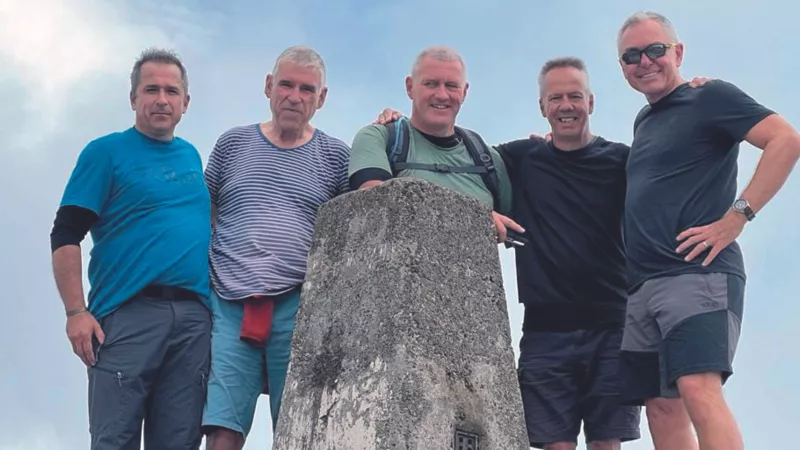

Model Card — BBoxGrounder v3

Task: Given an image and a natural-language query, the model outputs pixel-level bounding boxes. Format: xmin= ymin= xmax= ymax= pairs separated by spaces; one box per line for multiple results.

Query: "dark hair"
xmin=130 ymin=47 xmax=189 ymax=97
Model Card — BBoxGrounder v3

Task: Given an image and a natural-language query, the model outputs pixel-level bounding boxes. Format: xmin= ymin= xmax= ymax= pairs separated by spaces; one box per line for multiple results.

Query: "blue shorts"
xmin=201 ymin=288 xmax=300 ymax=436
xmin=518 ymin=328 xmax=642 ymax=448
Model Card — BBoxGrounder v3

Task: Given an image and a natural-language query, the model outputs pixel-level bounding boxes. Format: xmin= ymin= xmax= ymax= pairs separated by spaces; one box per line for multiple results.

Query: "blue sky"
xmin=1 ymin=0 xmax=797 ymax=449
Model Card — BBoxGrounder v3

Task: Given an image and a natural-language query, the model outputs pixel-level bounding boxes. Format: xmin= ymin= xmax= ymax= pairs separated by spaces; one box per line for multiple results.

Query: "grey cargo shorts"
xmin=619 ymin=272 xmax=745 ymax=405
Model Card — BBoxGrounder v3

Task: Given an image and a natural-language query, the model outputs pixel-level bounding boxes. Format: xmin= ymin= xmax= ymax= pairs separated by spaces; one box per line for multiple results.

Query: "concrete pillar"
xmin=273 ymin=178 xmax=528 ymax=450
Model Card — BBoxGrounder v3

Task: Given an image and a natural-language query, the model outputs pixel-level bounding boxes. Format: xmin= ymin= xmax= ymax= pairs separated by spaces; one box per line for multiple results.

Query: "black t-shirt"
xmin=498 ymin=136 xmax=629 ymax=332
xmin=625 ymin=81 xmax=775 ymax=292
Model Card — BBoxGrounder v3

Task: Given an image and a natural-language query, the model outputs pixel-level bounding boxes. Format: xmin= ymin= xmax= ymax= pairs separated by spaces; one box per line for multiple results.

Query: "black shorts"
xmin=517 ymin=328 xmax=642 ymax=448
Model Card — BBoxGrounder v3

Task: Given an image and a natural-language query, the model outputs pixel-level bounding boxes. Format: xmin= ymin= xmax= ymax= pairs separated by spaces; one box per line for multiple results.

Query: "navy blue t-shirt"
xmin=625 ymin=81 xmax=775 ymax=292
xmin=497 ymin=137 xmax=629 ymax=332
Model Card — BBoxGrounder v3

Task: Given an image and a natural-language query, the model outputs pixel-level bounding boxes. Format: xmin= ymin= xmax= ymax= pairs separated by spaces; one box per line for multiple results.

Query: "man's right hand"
xmin=373 ymin=108 xmax=404 ymax=125
xmin=67 ymin=311 xmax=105 ymax=367
xmin=529 ymin=132 xmax=553 ymax=142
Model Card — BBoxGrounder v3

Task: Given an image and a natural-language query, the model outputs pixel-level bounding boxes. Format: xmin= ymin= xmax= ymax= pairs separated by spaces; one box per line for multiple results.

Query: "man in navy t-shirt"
xmin=617 ymin=11 xmax=800 ymax=450
xmin=50 ymin=48 xmax=212 ymax=450
xmin=497 ymin=57 xmax=642 ymax=450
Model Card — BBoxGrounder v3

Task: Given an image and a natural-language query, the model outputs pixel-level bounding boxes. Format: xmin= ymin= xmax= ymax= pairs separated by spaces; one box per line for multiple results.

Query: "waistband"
xmin=138 ymin=285 xmax=199 ymax=301
xmin=523 ymin=302 xmax=625 ymax=332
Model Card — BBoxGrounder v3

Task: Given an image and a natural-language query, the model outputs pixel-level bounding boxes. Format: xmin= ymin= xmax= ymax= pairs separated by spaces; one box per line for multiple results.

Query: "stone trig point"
xmin=274 ymin=178 xmax=529 ymax=450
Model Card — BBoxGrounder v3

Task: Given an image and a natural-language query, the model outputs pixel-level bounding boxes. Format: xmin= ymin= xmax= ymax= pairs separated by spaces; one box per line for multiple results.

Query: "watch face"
xmin=734 ymin=199 xmax=747 ymax=211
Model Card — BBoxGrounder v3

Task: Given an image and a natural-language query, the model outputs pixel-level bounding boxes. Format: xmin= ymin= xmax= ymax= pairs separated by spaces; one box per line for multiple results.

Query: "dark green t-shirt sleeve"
xmin=348 ymin=124 xmax=393 ymax=190
xmin=489 ymin=146 xmax=514 ymax=216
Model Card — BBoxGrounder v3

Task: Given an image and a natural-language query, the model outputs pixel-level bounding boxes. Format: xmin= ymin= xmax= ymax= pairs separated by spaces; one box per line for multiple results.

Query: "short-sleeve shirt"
xmin=498 ymin=137 xmax=630 ymax=331
xmin=205 ymin=124 xmax=350 ymax=300
xmin=60 ymin=127 xmax=212 ymax=319
xmin=625 ymin=81 xmax=775 ymax=292
xmin=348 ymin=123 xmax=513 ymax=215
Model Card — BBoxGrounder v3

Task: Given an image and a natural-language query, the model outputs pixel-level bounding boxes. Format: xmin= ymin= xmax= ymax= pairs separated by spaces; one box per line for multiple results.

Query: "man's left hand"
xmin=676 ymin=209 xmax=747 ymax=266
xmin=492 ymin=211 xmax=524 ymax=244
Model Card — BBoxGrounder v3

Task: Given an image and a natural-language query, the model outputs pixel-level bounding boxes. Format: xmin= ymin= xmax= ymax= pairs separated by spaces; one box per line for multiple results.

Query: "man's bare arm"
xmin=52 ymin=245 xmax=87 ymax=314
xmin=738 ymin=114 xmax=800 ymax=214
xmin=50 ymin=205 xmax=105 ymax=366
xmin=677 ymin=114 xmax=800 ymax=266
xmin=358 ymin=180 xmax=384 ymax=190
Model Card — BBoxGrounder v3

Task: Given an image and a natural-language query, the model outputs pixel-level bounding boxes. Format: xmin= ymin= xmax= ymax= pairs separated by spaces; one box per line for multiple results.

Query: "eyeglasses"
xmin=619 ymin=42 xmax=678 ymax=65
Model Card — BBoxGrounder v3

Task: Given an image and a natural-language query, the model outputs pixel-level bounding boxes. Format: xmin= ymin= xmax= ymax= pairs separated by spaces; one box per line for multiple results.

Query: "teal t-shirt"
xmin=60 ymin=127 xmax=212 ymax=319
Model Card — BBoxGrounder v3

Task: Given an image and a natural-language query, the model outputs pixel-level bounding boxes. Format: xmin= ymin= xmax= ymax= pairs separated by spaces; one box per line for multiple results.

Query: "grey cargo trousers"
xmin=88 ymin=289 xmax=211 ymax=450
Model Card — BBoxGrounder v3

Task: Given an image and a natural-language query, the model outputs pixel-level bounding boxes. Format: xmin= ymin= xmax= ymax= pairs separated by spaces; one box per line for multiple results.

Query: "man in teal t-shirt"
xmin=50 ymin=48 xmax=211 ymax=450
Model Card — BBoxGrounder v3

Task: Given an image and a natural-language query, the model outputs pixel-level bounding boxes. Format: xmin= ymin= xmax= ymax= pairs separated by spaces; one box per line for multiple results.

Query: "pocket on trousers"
xmin=194 ymin=368 xmax=208 ymax=422
xmin=88 ymin=366 xmax=130 ymax=437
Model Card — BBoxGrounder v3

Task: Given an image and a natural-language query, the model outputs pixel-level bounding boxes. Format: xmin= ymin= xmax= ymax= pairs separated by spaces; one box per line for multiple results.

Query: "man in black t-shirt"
xmin=497 ymin=58 xmax=642 ymax=450
xmin=368 ymin=57 xmax=712 ymax=450
xmin=616 ymin=11 xmax=800 ymax=450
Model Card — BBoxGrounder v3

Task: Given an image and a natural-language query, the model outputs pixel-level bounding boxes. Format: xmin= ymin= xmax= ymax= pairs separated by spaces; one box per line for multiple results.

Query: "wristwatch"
xmin=732 ymin=198 xmax=756 ymax=221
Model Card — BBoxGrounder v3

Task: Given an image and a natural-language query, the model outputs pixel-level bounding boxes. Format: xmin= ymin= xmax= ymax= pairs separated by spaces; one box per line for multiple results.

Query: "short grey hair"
xmin=617 ymin=11 xmax=680 ymax=48
xmin=411 ymin=45 xmax=467 ymax=80
xmin=130 ymin=47 xmax=189 ymax=97
xmin=537 ymin=56 xmax=591 ymax=96
xmin=271 ymin=45 xmax=327 ymax=88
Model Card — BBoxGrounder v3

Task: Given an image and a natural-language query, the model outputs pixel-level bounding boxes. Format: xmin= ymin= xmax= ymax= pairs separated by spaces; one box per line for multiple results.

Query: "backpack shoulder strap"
xmin=385 ymin=117 xmax=411 ymax=176
xmin=455 ymin=126 xmax=502 ymax=212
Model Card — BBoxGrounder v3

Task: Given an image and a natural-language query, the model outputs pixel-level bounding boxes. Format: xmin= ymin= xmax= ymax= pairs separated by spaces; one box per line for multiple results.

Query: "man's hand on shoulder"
xmin=529 ymin=132 xmax=553 ymax=142
xmin=374 ymin=108 xmax=404 ymax=125
xmin=688 ymin=76 xmax=715 ymax=88
xmin=492 ymin=211 xmax=525 ymax=244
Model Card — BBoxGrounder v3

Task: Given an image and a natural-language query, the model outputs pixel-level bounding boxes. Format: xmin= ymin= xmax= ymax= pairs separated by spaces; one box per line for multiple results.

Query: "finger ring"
xmin=703 ymin=241 xmax=709 ymax=248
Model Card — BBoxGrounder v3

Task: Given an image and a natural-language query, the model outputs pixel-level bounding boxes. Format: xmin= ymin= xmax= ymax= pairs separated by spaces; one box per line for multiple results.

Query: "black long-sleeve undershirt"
xmin=50 ymin=205 xmax=98 ymax=252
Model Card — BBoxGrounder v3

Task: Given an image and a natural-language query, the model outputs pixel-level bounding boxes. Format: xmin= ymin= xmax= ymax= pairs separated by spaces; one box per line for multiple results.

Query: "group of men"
xmin=50 ymin=9 xmax=799 ymax=450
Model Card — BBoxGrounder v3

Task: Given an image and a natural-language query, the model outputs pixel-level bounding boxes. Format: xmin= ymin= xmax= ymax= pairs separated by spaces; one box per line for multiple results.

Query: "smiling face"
xmin=130 ymin=61 xmax=189 ymax=140
xmin=618 ymin=18 xmax=684 ymax=103
xmin=539 ymin=66 xmax=594 ymax=142
xmin=406 ymin=55 xmax=468 ymax=136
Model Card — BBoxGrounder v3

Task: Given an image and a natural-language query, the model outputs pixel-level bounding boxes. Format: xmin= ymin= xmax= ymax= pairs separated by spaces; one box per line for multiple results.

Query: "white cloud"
xmin=0 ymin=422 xmax=68 ymax=450
xmin=0 ymin=0 xmax=217 ymax=156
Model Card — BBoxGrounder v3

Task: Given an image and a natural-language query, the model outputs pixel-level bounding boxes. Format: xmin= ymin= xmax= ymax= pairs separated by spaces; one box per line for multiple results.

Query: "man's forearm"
xmin=359 ymin=180 xmax=384 ymax=190
xmin=740 ymin=133 xmax=800 ymax=214
xmin=52 ymin=245 xmax=87 ymax=314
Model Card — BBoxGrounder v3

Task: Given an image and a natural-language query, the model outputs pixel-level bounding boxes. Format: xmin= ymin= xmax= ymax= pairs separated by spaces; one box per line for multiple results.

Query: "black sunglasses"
xmin=620 ymin=42 xmax=678 ymax=65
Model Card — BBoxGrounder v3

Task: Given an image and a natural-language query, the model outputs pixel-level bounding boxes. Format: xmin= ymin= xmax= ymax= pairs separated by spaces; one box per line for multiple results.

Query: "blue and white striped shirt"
xmin=205 ymin=123 xmax=350 ymax=300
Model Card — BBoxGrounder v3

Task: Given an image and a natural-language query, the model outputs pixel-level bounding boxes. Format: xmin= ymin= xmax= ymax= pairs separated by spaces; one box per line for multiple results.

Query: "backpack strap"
xmin=455 ymin=126 xmax=502 ymax=212
xmin=385 ymin=120 xmax=502 ymax=212
xmin=385 ymin=117 xmax=411 ymax=176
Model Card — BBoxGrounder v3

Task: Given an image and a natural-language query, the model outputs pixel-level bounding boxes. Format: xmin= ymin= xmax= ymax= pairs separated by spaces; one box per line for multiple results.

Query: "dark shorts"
xmin=619 ymin=272 xmax=745 ymax=405
xmin=517 ymin=328 xmax=642 ymax=448
xmin=88 ymin=288 xmax=211 ymax=450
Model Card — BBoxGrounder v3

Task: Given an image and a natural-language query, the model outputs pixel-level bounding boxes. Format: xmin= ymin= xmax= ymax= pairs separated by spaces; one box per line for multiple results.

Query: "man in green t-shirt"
xmin=348 ymin=45 xmax=522 ymax=242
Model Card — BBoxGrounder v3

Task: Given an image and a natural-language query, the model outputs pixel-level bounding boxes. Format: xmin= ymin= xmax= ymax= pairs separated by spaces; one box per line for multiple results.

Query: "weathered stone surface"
xmin=273 ymin=178 xmax=528 ymax=450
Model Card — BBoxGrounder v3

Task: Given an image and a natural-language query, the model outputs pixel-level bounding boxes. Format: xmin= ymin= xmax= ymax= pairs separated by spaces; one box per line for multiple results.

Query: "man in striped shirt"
xmin=201 ymin=46 xmax=350 ymax=450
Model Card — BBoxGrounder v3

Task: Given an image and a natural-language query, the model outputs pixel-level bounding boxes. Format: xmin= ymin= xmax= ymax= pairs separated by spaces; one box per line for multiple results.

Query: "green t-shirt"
xmin=348 ymin=123 xmax=513 ymax=214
